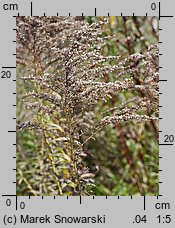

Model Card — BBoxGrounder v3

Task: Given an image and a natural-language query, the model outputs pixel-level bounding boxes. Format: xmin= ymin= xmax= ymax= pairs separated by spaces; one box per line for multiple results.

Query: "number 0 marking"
xmin=151 ymin=3 xmax=156 ymax=10
xmin=6 ymin=199 xmax=11 ymax=206
xmin=20 ymin=201 xmax=25 ymax=209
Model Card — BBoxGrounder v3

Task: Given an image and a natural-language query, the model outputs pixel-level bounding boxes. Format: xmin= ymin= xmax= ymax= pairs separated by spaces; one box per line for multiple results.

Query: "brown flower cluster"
xmin=16 ymin=16 xmax=158 ymax=195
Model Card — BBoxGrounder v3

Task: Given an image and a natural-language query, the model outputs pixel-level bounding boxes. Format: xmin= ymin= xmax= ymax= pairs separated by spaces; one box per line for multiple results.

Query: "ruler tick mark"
xmin=159 ymin=143 xmax=173 ymax=146
xmin=16 ymin=195 xmax=18 ymax=210
xmin=144 ymin=196 xmax=146 ymax=210
xmin=31 ymin=2 xmax=33 ymax=16
xmin=2 ymin=67 xmax=16 ymax=69
xmin=2 ymin=195 xmax=16 ymax=197
xmin=159 ymin=2 xmax=161 ymax=20
xmin=160 ymin=16 xmax=173 ymax=18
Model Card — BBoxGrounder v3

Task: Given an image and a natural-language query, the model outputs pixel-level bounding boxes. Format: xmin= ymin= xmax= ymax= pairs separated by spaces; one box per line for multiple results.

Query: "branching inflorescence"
xmin=16 ymin=16 xmax=159 ymax=195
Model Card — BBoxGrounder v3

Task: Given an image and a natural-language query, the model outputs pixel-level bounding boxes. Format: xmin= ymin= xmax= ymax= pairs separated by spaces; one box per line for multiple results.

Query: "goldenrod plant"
xmin=16 ymin=16 xmax=159 ymax=196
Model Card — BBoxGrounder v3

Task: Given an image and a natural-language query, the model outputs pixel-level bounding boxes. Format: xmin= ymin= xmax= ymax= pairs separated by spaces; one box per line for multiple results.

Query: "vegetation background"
xmin=16 ymin=16 xmax=159 ymax=196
